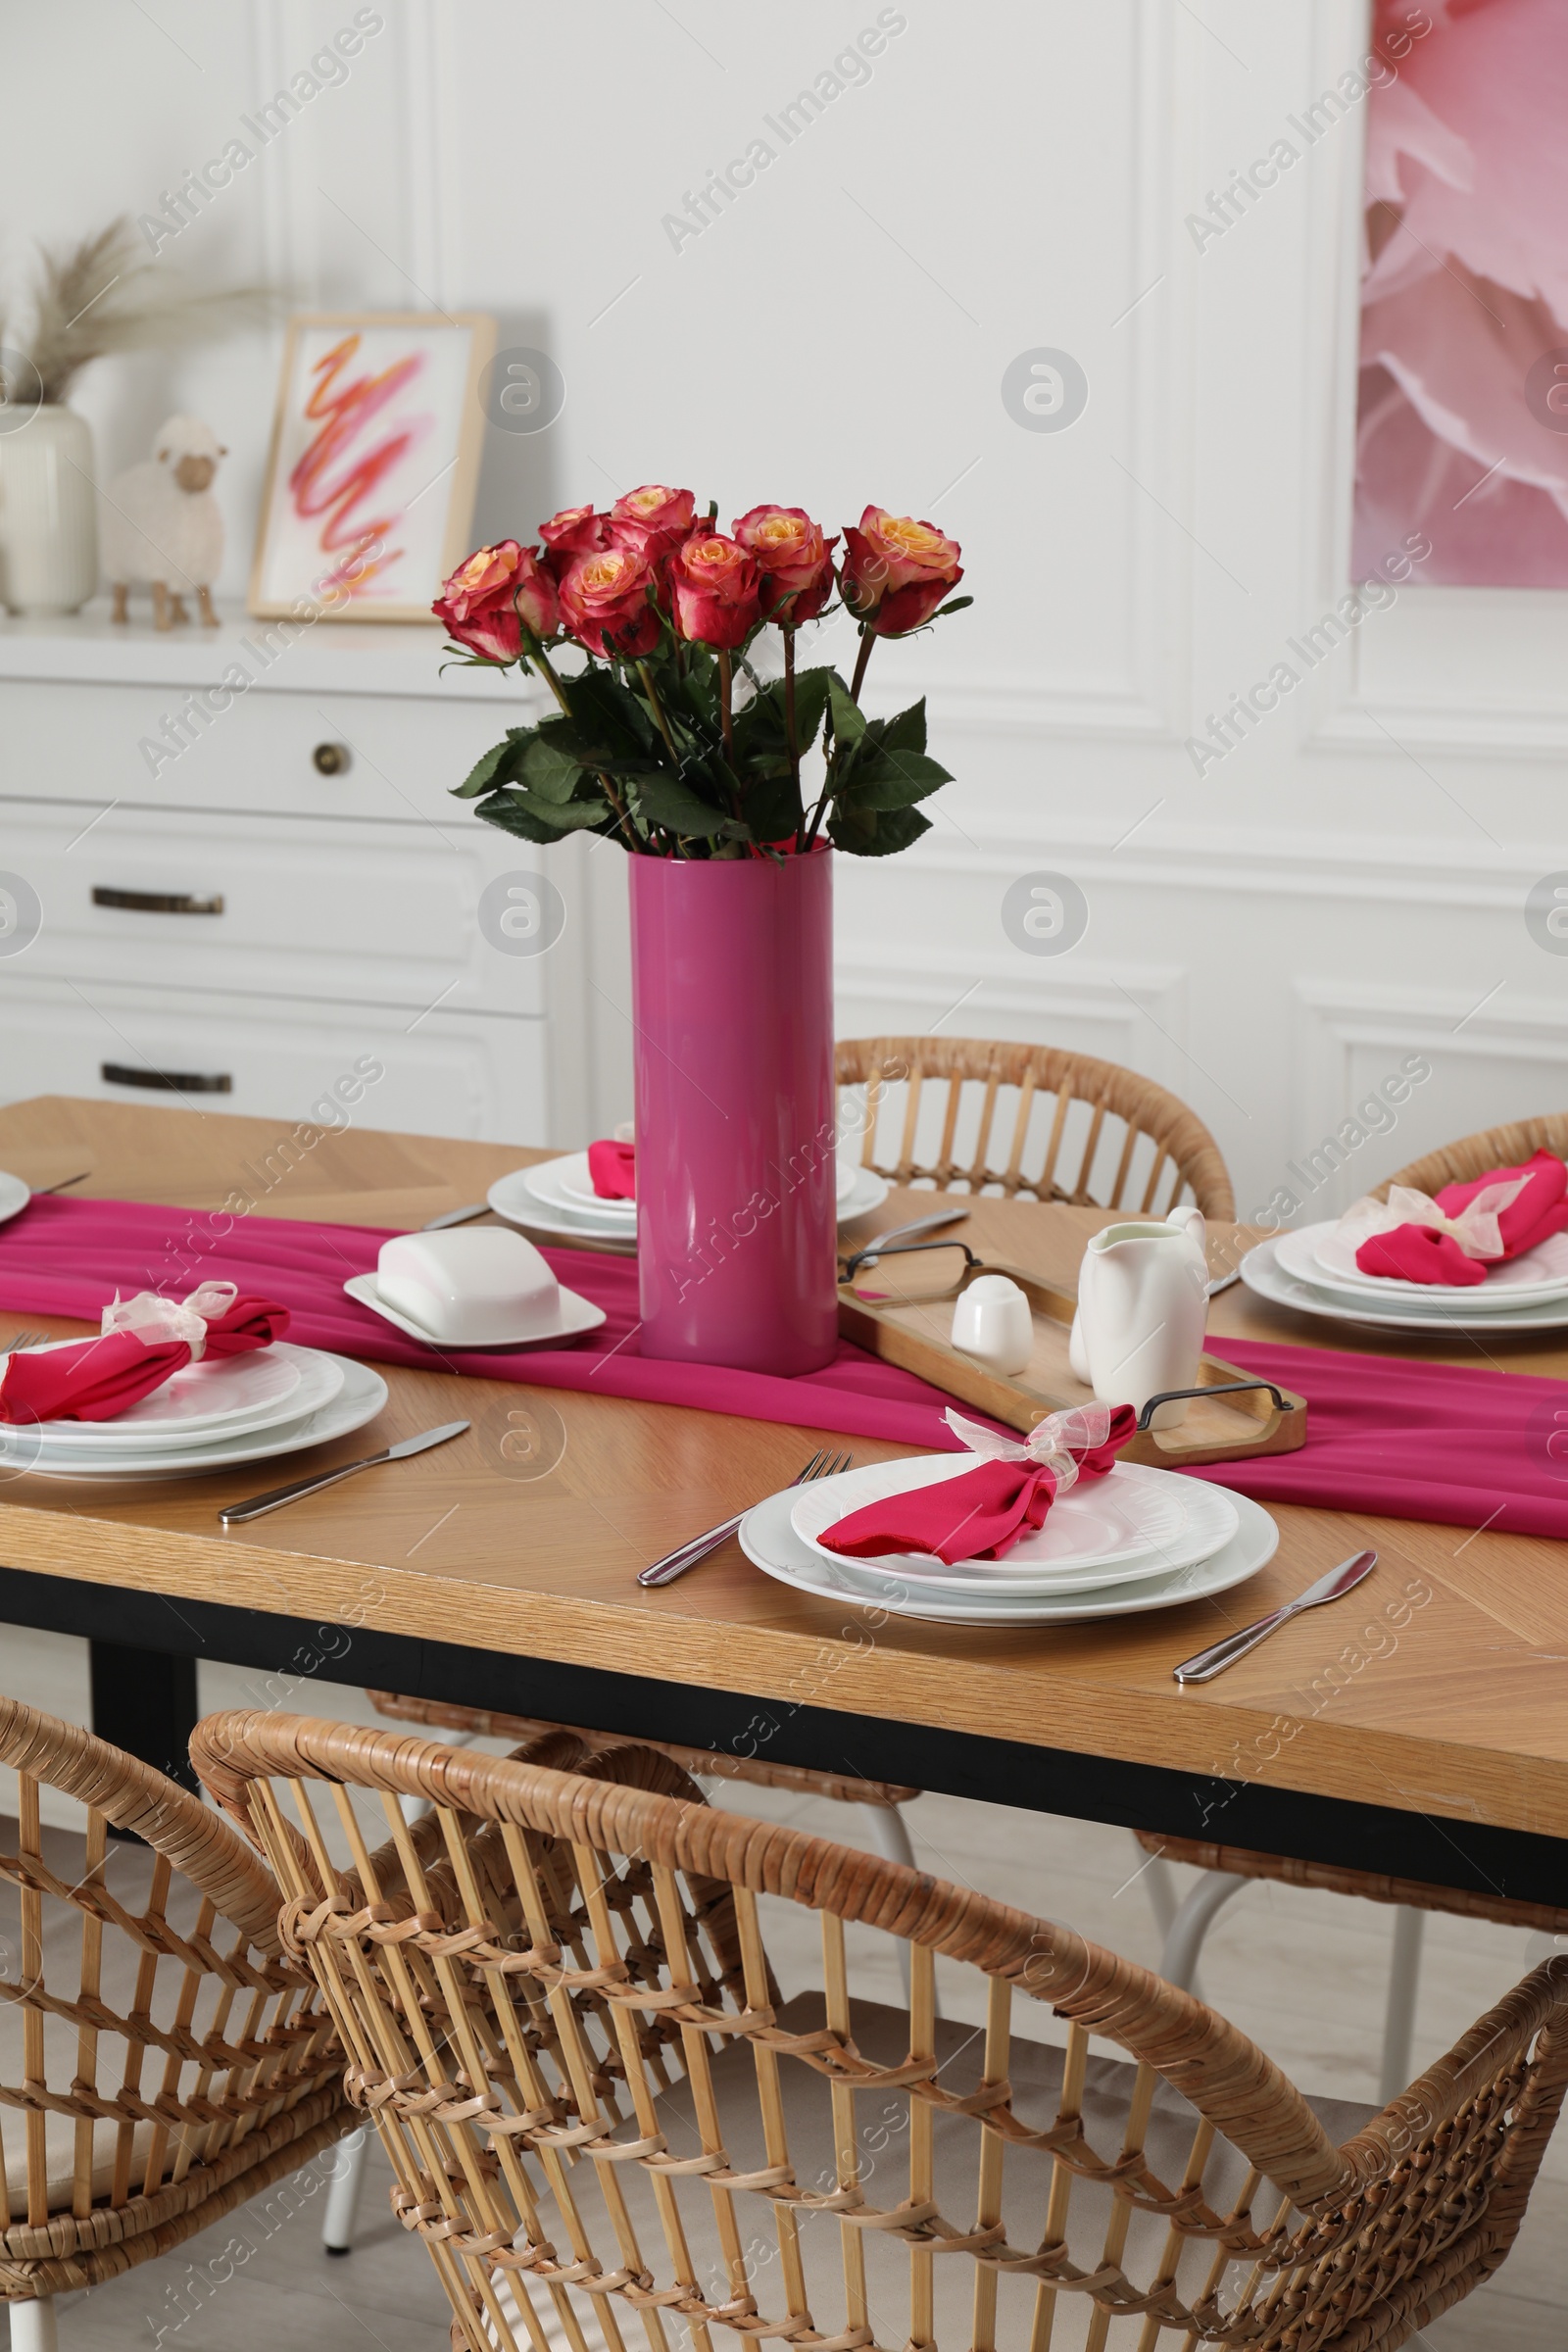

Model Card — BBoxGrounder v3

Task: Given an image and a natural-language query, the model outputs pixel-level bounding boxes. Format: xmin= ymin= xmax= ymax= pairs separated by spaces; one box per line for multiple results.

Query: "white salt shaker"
xmin=951 ymin=1275 xmax=1033 ymax=1376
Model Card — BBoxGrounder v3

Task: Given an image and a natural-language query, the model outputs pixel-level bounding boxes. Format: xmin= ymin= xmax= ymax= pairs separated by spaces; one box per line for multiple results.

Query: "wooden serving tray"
xmin=838 ymin=1257 xmax=1306 ymax=1468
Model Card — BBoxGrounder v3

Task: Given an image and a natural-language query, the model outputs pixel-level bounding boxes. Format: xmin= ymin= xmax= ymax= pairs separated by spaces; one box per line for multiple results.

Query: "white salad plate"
xmin=740 ymin=1482 xmax=1276 ymax=1626
xmin=0 ymin=1342 xmax=340 ymax=1451
xmin=342 ymin=1271 xmax=607 ymax=1349
xmin=1284 ymin=1219 xmax=1568 ymax=1307
xmin=0 ymin=1173 xmax=30 ymax=1228
xmin=1241 ymin=1236 xmax=1568 ymax=1333
xmin=0 ymin=1352 xmax=387 ymax=1482
xmin=789 ymin=1456 xmax=1238 ymax=1591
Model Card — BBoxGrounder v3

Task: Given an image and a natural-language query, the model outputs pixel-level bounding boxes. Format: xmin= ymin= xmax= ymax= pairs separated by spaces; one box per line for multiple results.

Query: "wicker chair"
xmin=196 ymin=1710 xmax=1568 ymax=2352
xmin=836 ymin=1038 xmax=1236 ymax=1218
xmin=1375 ymin=1112 xmax=1568 ymax=1200
xmin=0 ymin=1695 xmax=353 ymax=2352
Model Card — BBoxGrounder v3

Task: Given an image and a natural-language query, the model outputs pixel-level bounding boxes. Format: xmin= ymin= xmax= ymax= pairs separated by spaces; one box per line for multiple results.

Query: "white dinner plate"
xmin=342 ymin=1271 xmax=607 ymax=1349
xmin=1241 ymin=1235 xmax=1568 ymax=1333
xmin=740 ymin=1482 xmax=1275 ymax=1626
xmin=790 ymin=1455 xmax=1237 ymax=1588
xmin=488 ymin=1161 xmax=889 ymax=1243
xmin=0 ymin=1352 xmax=388 ymax=1482
xmin=487 ymin=1172 xmax=638 ymax=1253
xmin=0 ymin=1173 xmax=29 ymax=1228
xmin=1286 ymin=1219 xmax=1568 ymax=1307
xmin=1 ymin=1342 xmax=336 ymax=1450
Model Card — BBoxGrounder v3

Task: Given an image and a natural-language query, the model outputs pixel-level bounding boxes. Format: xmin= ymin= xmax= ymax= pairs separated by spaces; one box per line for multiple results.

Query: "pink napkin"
xmin=200 ymin=1295 xmax=291 ymax=1354
xmin=820 ymin=1403 xmax=1138 ymax=1564
xmin=0 ymin=1330 xmax=193 ymax=1425
xmin=1354 ymin=1150 xmax=1568 ymax=1286
xmin=587 ymin=1139 xmax=636 ymax=1200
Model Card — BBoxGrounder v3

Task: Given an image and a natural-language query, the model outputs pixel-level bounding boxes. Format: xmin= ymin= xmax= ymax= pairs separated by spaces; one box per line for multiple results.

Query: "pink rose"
xmin=611 ymin=483 xmax=696 ymax=561
xmin=433 ymin=540 xmax=527 ymax=662
xmin=511 ymin=546 xmax=560 ymax=642
xmin=840 ymin=507 xmax=963 ymax=636
xmin=669 ymin=532 xmax=761 ymax=650
xmin=538 ymin=506 xmax=613 ymax=578
xmin=732 ymin=505 xmax=839 ymax=622
xmin=559 ymin=543 xmax=662 ymax=658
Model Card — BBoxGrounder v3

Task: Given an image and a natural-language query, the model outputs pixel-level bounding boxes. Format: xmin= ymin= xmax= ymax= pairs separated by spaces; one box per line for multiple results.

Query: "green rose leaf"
xmin=478 ymin=786 xmax=612 ymax=842
xmin=452 ymin=737 xmax=521 ymax=800
xmin=631 ymin=773 xmax=733 ymax=836
xmin=842 ymin=748 xmax=953 ymax=810
xmin=826 ymin=802 xmax=933 ymax=857
xmin=518 ymin=733 xmax=586 ymax=803
xmin=827 ymin=675 xmax=867 ymax=747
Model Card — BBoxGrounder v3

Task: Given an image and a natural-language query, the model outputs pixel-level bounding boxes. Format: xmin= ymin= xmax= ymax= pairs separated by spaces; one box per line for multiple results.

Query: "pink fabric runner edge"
xmin=0 ymin=1195 xmax=977 ymax=1452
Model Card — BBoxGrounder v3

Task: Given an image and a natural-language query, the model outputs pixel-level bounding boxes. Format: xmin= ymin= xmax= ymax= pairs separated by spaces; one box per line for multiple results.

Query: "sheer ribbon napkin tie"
xmin=819 ymin=1401 xmax=1138 ymax=1565
xmin=0 ymin=1283 xmax=290 ymax=1426
xmin=1341 ymin=1151 xmax=1568 ymax=1286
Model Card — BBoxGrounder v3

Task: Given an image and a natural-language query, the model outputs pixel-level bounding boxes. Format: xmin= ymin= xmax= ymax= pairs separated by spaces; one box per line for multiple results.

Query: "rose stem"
xmin=850 ymin=624 xmax=875 ymax=703
xmin=636 ymin=660 xmax=681 ymax=763
xmin=783 ymin=624 xmax=802 ymax=831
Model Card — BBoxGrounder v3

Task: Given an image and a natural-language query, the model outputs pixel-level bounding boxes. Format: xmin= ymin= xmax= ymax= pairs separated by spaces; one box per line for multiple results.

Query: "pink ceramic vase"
xmin=629 ymin=848 xmax=838 ymax=1373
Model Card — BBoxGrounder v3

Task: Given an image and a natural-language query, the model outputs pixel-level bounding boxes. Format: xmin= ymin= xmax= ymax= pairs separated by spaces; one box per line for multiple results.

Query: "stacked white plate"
xmin=488 ymin=1151 xmax=888 ymax=1252
xmin=1242 ymin=1221 xmax=1568 ymax=1333
xmin=738 ymin=1455 xmax=1276 ymax=1626
xmin=0 ymin=1341 xmax=388 ymax=1483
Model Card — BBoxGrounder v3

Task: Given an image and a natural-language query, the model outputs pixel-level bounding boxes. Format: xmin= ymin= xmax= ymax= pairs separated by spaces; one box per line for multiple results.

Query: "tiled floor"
xmin=0 ymin=1633 xmax=1561 ymax=2346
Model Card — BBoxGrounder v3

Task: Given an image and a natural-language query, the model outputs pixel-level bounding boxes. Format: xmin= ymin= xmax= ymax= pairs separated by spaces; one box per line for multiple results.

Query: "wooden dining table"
xmin=2 ymin=1091 xmax=1566 ymax=1910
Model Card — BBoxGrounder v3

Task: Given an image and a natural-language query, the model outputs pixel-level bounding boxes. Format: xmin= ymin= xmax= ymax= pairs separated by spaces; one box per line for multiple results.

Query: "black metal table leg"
xmin=88 ymin=1641 xmax=199 ymax=1794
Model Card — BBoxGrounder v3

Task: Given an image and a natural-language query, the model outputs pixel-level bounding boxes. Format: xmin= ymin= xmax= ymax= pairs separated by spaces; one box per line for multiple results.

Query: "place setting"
xmin=1241 ymin=1148 xmax=1568 ymax=1333
xmin=487 ymin=1131 xmax=889 ymax=1253
xmin=0 ymin=1283 xmax=390 ymax=1485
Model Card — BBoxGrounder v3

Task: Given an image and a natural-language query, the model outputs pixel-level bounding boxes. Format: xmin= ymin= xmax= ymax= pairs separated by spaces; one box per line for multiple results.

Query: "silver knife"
xmin=219 ymin=1420 xmax=470 ymax=1525
xmin=1172 ymin=1549 xmax=1378 ymax=1684
xmin=850 ymin=1204 xmax=970 ymax=1259
xmin=421 ymin=1202 xmax=491 ymax=1230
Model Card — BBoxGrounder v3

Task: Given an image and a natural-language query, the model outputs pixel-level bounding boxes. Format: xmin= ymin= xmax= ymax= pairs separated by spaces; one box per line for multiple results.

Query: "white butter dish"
xmin=375 ymin=1227 xmax=561 ymax=1346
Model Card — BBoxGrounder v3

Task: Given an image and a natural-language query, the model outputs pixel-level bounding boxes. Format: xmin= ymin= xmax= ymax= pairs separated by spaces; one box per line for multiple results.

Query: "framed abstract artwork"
xmin=1353 ymin=2 xmax=1568 ymax=587
xmin=249 ymin=311 xmax=495 ymax=620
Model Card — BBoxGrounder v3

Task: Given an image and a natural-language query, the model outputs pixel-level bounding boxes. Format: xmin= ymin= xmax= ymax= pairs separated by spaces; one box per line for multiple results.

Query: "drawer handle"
xmin=92 ymin=887 xmax=224 ymax=916
xmin=313 ymin=742 xmax=351 ymax=775
xmin=101 ymin=1062 xmax=232 ymax=1096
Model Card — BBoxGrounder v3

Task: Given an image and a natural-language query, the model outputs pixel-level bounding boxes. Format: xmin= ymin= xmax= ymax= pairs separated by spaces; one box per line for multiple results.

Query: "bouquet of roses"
xmin=434 ymin=486 xmax=968 ymax=858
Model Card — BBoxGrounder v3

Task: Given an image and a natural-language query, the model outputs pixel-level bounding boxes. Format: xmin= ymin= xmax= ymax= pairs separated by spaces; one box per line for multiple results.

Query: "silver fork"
xmin=638 ymin=1447 xmax=853 ymax=1587
xmin=2 ymin=1331 xmax=45 ymax=1355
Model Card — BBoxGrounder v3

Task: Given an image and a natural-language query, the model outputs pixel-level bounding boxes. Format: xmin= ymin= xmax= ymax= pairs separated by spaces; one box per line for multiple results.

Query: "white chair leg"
xmin=1159 ymin=1870 xmax=1247 ymax=1992
xmin=11 ymin=2296 xmax=59 ymax=2351
xmin=1136 ymin=1838 xmax=1182 ymax=1942
xmin=1378 ymin=1908 xmax=1427 ymax=2107
xmin=863 ymin=1803 xmax=918 ymax=2005
xmin=322 ymin=2128 xmax=369 ymax=2255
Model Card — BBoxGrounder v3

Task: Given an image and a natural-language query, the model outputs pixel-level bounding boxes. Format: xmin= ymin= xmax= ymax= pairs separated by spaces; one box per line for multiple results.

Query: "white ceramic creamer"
xmin=1067 ymin=1206 xmax=1208 ymax=1428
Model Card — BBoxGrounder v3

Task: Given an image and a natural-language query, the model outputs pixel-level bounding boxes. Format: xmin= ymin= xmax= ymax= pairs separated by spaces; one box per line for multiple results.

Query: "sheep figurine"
xmin=104 ymin=416 xmax=227 ymax=629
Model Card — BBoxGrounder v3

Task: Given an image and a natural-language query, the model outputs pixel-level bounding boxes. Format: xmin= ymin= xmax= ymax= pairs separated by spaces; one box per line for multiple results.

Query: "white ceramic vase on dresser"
xmin=0 ymin=405 xmax=99 ymax=615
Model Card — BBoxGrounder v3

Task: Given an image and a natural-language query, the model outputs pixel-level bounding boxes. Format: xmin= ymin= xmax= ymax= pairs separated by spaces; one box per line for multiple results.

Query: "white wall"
xmin=4 ymin=0 xmax=1567 ymax=1198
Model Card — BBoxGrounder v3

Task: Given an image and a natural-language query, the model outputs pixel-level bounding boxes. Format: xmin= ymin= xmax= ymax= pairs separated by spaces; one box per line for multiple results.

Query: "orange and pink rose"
xmin=732 ymin=505 xmax=838 ymax=622
xmin=840 ymin=507 xmax=963 ymax=636
xmin=559 ymin=543 xmax=662 ymax=658
xmin=669 ymin=532 xmax=761 ymax=649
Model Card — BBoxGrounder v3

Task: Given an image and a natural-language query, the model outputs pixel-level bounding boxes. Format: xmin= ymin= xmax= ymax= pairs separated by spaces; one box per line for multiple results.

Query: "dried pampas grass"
xmin=5 ymin=216 xmax=270 ymax=404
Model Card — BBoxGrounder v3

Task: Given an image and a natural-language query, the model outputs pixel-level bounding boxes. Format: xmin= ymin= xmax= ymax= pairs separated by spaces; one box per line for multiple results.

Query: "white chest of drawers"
xmin=0 ymin=612 xmax=597 ymax=1148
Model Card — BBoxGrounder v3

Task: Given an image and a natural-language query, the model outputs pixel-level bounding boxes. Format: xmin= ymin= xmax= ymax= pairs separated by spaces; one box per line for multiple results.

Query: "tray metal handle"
xmin=1135 ymin=1378 xmax=1288 ymax=1432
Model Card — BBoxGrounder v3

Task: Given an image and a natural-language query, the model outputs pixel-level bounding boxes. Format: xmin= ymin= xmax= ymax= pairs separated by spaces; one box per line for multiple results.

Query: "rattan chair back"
xmin=0 ymin=1695 xmax=348 ymax=2304
xmin=195 ymin=1709 xmax=1568 ymax=2351
xmin=1376 ymin=1112 xmax=1568 ymax=1200
xmin=836 ymin=1038 xmax=1235 ymax=1218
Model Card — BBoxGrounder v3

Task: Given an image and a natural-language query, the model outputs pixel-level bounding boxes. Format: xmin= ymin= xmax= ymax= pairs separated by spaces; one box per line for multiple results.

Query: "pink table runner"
xmin=0 ymin=1196 xmax=973 ymax=1451
xmin=1186 ymin=1336 xmax=1568 ymax=1543
xmin=0 ymin=1199 xmax=1563 ymax=1536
